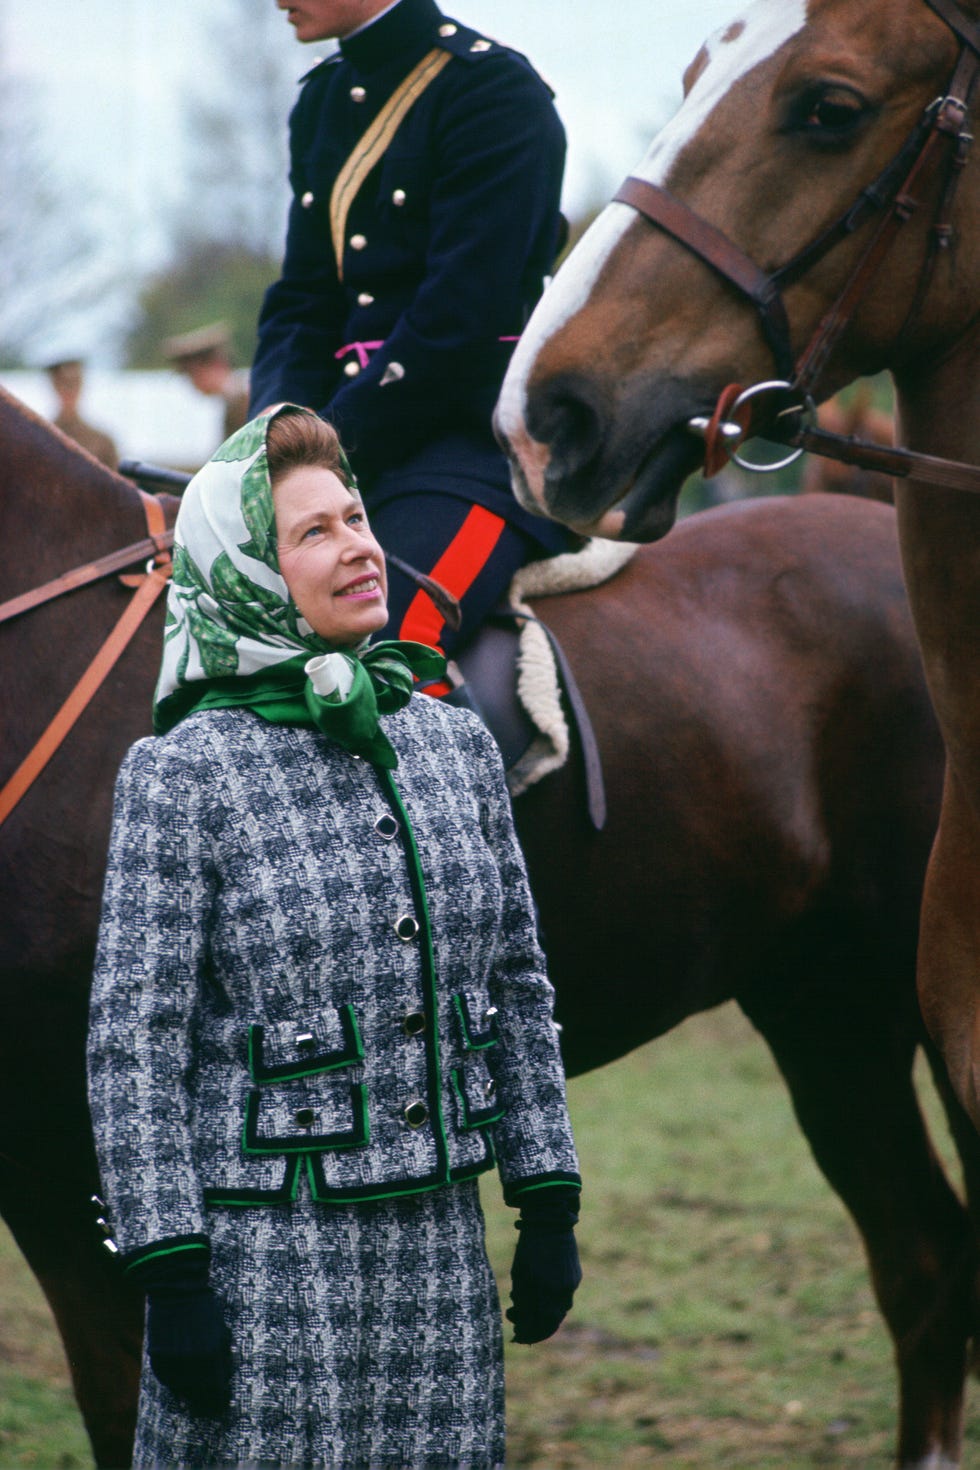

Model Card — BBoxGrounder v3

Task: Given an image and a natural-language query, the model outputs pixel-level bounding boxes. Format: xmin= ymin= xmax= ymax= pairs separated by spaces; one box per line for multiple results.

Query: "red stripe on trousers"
xmin=397 ymin=505 xmax=507 ymax=651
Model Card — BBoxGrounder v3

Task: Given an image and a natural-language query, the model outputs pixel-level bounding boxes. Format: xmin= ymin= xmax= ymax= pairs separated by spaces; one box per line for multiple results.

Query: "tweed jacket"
xmin=248 ymin=0 xmax=567 ymax=546
xmin=87 ymin=696 xmax=579 ymax=1262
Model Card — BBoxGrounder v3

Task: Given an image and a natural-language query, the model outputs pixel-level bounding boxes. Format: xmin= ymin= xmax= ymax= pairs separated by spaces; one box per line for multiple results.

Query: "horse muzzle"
xmin=511 ymin=369 xmax=709 ymax=542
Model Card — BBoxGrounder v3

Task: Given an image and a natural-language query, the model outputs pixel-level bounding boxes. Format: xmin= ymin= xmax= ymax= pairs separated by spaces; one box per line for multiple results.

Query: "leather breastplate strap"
xmin=0 ymin=491 xmax=173 ymax=625
xmin=0 ymin=491 xmax=173 ymax=830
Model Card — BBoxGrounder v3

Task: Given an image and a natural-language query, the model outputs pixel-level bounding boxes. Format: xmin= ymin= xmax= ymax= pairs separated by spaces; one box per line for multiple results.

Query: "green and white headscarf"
xmin=153 ymin=406 xmax=445 ymax=767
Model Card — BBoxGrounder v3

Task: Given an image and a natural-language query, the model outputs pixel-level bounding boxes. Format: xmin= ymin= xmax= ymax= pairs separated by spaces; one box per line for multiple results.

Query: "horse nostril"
xmin=527 ymin=375 xmax=606 ymax=477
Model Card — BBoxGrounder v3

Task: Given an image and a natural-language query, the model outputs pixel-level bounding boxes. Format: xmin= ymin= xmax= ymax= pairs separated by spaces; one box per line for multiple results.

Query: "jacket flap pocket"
xmin=452 ymin=1059 xmax=505 ymax=1131
xmin=244 ymin=1079 xmax=370 ymax=1154
xmin=453 ymin=991 xmax=499 ymax=1051
xmin=248 ymin=1004 xmax=363 ymax=1083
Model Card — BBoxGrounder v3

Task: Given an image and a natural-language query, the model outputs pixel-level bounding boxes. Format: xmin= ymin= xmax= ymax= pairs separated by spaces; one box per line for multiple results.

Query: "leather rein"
xmin=612 ymin=0 xmax=980 ymax=490
xmin=0 ymin=490 xmax=174 ymax=829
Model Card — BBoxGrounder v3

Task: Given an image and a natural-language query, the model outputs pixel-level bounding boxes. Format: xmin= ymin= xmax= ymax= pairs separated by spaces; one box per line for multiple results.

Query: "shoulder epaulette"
xmin=299 ymin=50 xmax=342 ymax=84
xmin=431 ymin=18 xmax=506 ymax=62
xmin=432 ymin=19 xmax=554 ymax=93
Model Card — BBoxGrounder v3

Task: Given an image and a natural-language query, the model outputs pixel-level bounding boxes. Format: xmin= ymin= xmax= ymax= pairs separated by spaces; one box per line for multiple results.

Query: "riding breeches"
xmin=368 ymin=492 xmax=541 ymax=678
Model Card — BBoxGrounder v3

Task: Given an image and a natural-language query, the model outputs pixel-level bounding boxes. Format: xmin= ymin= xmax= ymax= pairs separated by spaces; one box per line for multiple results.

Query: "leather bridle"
xmin=0 ymin=490 xmax=174 ymax=829
xmin=612 ymin=0 xmax=980 ymax=489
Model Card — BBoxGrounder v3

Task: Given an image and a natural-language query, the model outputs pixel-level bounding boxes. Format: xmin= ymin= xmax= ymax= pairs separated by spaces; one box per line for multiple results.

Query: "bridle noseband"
xmin=613 ymin=0 xmax=980 ymax=488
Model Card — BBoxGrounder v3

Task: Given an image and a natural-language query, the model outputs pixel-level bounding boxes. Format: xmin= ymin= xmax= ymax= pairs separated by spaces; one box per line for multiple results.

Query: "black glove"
xmin=506 ymin=1186 xmax=582 ymax=1344
xmin=132 ymin=1253 xmax=233 ymax=1415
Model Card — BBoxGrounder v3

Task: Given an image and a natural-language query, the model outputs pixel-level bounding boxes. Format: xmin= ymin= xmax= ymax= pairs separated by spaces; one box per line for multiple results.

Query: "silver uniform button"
xmin=404 ymin=1100 xmax=429 ymax=1128
xmin=301 ymin=190 xmax=315 ymax=208
xmin=350 ymin=85 xmax=367 ymax=102
xmin=438 ymin=22 xmax=457 ymax=35
xmin=470 ymin=38 xmax=492 ymax=51
xmin=484 ymin=1079 xmax=497 ymax=1099
xmin=295 ymin=1108 xmax=315 ymax=1128
xmin=344 ymin=360 xmax=361 ymax=377
xmin=380 ymin=361 xmax=405 ymax=386
xmin=395 ymin=914 xmax=420 ymax=941
xmin=392 ymin=188 xmax=406 ymax=206
xmin=357 ymin=291 xmax=375 ymax=306
xmin=349 ymin=233 xmax=368 ymax=251
xmin=295 ymin=1031 xmax=315 ymax=1052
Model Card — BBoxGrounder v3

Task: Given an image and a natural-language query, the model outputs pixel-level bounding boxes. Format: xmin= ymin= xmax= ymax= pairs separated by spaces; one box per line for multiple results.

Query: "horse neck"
xmin=893 ymin=324 xmax=980 ymax=466
xmin=0 ymin=395 xmax=151 ymax=597
xmin=891 ymin=328 xmax=980 ymax=760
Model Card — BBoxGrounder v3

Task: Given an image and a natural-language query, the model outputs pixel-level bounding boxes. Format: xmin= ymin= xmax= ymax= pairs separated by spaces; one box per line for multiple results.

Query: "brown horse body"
xmin=0 ymin=384 xmax=974 ymax=1466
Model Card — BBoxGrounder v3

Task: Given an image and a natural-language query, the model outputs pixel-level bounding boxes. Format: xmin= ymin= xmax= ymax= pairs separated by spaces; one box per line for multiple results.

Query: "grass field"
xmin=2 ymin=1001 xmax=977 ymax=1467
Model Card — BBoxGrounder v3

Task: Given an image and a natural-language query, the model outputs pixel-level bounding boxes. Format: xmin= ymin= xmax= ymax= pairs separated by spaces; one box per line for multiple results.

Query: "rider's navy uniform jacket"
xmin=248 ymin=0 xmax=569 ymax=552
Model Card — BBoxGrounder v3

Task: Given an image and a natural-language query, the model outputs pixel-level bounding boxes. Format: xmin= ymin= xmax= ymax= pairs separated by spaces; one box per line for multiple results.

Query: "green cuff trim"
xmin=503 ymin=1172 xmax=582 ymax=1207
xmin=122 ymin=1236 xmax=210 ymax=1275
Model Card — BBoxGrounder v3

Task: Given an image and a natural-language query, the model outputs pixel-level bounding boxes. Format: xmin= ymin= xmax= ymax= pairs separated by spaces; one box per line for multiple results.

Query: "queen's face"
xmin=273 ymin=465 xmax=389 ymax=647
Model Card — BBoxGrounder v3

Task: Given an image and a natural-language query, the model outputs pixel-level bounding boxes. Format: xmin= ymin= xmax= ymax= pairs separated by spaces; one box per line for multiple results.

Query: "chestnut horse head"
xmin=496 ymin=0 xmax=980 ymax=540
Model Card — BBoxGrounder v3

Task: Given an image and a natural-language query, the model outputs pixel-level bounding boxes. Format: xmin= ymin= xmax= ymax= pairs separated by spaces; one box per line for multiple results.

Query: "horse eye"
xmin=789 ymin=84 xmax=871 ymax=144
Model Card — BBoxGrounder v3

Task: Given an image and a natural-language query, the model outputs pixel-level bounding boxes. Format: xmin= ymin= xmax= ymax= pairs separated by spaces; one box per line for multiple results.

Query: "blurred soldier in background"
xmin=45 ymin=358 xmax=118 ymax=470
xmin=250 ymin=0 xmax=571 ymax=690
xmin=163 ymin=322 xmax=251 ymax=442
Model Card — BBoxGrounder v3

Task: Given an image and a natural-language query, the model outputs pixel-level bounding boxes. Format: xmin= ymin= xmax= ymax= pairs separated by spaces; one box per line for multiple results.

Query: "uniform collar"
xmin=340 ymin=0 xmax=444 ymax=72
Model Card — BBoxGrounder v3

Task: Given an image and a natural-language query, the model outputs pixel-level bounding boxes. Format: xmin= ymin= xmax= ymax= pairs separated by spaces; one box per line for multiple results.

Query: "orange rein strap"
xmin=0 ymin=492 xmax=173 ymax=830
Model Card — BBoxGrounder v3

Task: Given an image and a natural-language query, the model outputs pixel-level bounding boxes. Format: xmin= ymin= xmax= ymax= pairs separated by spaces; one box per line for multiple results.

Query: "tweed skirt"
xmin=133 ymin=1180 xmax=505 ymax=1469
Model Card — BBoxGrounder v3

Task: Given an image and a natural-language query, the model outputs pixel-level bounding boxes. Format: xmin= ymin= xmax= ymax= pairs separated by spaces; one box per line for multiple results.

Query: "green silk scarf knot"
xmin=174 ymin=640 xmax=447 ymax=769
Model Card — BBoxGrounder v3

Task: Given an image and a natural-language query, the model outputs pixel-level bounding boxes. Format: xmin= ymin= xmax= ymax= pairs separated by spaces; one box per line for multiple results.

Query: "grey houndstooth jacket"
xmin=87 ymin=696 xmax=579 ymax=1262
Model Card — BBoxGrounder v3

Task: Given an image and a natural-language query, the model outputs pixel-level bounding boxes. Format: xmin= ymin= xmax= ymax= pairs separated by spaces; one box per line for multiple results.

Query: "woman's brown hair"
xmin=265 ymin=411 xmax=352 ymax=491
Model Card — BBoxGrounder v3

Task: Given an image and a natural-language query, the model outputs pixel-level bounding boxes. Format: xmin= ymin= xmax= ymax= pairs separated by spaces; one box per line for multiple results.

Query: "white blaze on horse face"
xmin=634 ymin=0 xmax=807 ymax=189
xmin=496 ymin=0 xmax=808 ymax=510
xmin=496 ymin=206 xmax=635 ymax=506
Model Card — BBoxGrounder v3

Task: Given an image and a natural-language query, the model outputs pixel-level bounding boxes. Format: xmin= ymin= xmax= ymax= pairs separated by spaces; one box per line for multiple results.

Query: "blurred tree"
xmin=124 ymin=243 xmax=277 ymax=369
xmin=0 ymin=57 xmax=129 ymax=366
xmin=175 ymin=0 xmax=300 ymax=260
xmin=122 ymin=0 xmax=304 ymax=368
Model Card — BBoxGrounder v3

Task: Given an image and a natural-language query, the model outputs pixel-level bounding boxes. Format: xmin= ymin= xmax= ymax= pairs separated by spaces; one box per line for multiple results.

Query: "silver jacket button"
xmin=295 ymin=1107 xmax=315 ymax=1128
xmin=301 ymin=190 xmax=315 ymax=208
xmin=395 ymin=914 xmax=420 ymax=941
xmin=357 ymin=291 xmax=375 ymax=306
xmin=344 ymin=360 xmax=361 ymax=377
xmin=375 ymin=813 xmax=399 ymax=840
xmin=392 ymin=188 xmax=407 ymax=207
xmin=380 ymin=361 xmax=405 ymax=386
xmin=438 ymin=22 xmax=457 ymax=35
xmin=470 ymin=38 xmax=492 ymax=51
xmin=349 ymin=233 xmax=368 ymax=251
xmin=404 ymin=1100 xmax=429 ymax=1128
xmin=350 ymin=85 xmax=367 ymax=102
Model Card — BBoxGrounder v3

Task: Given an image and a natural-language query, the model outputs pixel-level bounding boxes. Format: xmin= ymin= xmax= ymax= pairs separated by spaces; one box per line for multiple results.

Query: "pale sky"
xmin=4 ymin=0 xmax=737 ymax=216
xmin=2 ymin=0 xmax=740 ymax=359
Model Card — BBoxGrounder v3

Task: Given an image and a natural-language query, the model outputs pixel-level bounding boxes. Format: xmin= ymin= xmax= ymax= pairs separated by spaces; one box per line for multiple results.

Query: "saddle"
xmin=451 ymin=605 xmax=606 ymax=830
